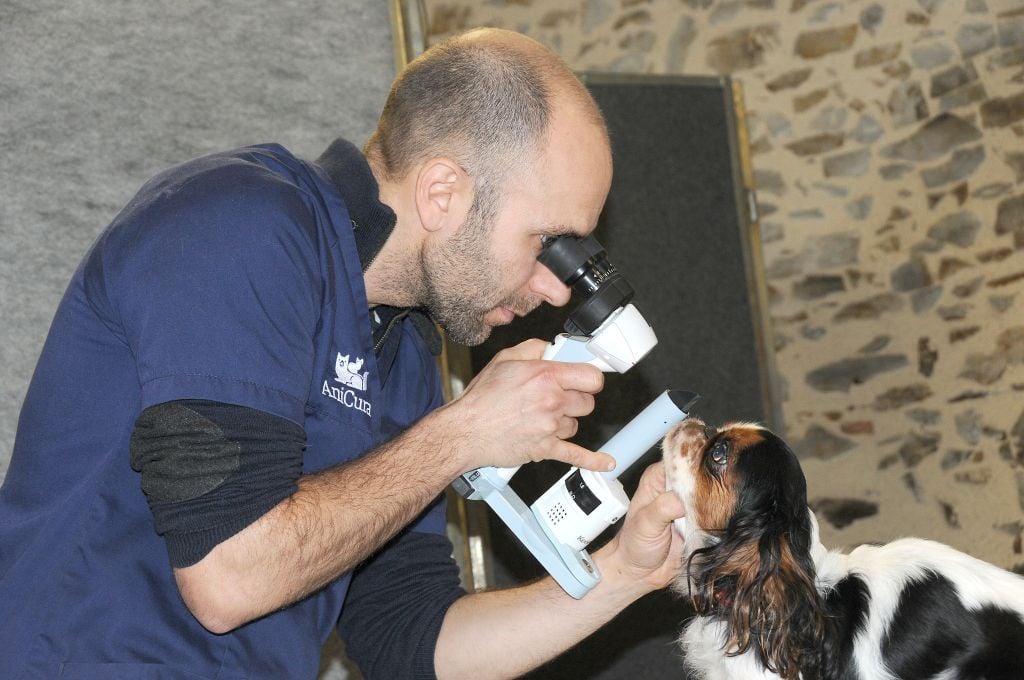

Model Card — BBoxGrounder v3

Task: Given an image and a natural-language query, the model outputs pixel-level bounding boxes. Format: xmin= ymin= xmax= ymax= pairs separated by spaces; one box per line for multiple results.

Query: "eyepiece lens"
xmin=536 ymin=234 xmax=634 ymax=335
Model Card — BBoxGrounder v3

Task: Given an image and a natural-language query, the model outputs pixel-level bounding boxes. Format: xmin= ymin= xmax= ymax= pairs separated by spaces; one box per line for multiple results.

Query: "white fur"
xmin=663 ymin=420 xmax=1024 ymax=680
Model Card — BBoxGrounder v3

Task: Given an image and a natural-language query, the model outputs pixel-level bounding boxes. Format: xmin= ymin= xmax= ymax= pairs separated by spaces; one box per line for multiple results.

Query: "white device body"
xmin=452 ymin=282 xmax=700 ymax=598
xmin=544 ymin=303 xmax=656 ymax=372
xmin=454 ymin=389 xmax=697 ymax=598
xmin=533 ymin=469 xmax=629 ymax=551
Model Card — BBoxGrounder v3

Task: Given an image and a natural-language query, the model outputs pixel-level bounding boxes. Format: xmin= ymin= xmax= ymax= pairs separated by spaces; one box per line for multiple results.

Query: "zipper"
xmin=373 ymin=309 xmax=410 ymax=354
xmin=352 ymin=218 xmax=382 ymax=274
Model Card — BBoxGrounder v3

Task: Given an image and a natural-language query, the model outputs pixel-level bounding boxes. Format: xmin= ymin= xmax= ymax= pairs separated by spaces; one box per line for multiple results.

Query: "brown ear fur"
xmin=688 ymin=533 xmax=823 ymax=680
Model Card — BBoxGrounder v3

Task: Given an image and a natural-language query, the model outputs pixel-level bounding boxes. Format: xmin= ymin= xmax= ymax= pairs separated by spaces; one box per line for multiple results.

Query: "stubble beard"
xmin=419 ymin=208 xmax=537 ymax=346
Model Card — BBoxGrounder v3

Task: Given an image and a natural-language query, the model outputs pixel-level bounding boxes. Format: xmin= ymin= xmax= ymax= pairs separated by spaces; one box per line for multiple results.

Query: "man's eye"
xmin=709 ymin=441 xmax=729 ymax=467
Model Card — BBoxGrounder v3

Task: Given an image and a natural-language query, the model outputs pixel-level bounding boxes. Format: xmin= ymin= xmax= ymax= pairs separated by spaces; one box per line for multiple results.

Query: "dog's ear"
xmin=687 ymin=492 xmax=824 ymax=679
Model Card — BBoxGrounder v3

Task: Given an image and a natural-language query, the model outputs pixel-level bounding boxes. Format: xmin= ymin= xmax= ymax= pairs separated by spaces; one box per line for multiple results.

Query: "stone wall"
xmin=423 ymin=0 xmax=1024 ymax=568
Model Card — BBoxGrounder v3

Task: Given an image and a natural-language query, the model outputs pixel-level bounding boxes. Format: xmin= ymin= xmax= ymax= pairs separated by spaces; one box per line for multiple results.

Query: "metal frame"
xmin=728 ymin=78 xmax=786 ymax=435
xmin=387 ymin=0 xmax=427 ymax=73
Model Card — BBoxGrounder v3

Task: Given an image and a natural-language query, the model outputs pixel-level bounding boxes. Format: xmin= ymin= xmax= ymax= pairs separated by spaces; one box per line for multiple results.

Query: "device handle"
xmin=488 ymin=335 xmax=617 ymax=485
xmin=453 ymin=465 xmax=601 ymax=598
xmin=542 ymin=333 xmax=614 ymax=369
xmin=600 ymin=389 xmax=701 ymax=480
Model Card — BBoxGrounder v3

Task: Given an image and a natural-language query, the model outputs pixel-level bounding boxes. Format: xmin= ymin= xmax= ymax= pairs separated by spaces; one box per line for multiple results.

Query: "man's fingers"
xmin=560 ymin=390 xmax=595 ymax=418
xmin=654 ymin=489 xmax=686 ymax=521
xmin=628 ymin=490 xmax=686 ymax=541
xmin=555 ymin=416 xmax=579 ymax=440
xmin=630 ymin=462 xmax=671 ymax=503
xmin=547 ymin=361 xmax=604 ymax=394
xmin=494 ymin=338 xmax=549 ymax=362
xmin=648 ymin=461 xmax=667 ymax=490
xmin=553 ymin=442 xmax=615 ymax=473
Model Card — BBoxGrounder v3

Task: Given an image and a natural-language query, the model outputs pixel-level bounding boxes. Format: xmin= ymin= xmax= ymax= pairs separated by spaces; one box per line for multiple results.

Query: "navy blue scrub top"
xmin=0 ymin=143 xmax=447 ymax=679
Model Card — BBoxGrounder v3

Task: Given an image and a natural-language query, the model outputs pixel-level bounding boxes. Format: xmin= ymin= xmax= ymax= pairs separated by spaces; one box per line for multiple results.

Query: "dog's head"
xmin=662 ymin=418 xmax=822 ymax=680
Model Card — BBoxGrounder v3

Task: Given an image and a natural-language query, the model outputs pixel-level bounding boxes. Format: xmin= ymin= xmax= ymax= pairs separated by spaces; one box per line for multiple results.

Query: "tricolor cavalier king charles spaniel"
xmin=663 ymin=418 xmax=1024 ymax=680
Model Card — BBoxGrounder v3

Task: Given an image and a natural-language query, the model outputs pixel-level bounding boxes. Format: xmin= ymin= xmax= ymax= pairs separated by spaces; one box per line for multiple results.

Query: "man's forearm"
xmin=435 ymin=463 xmax=686 ymax=679
xmin=174 ymin=407 xmax=463 ymax=633
xmin=173 ymin=344 xmax=615 ymax=633
xmin=433 ymin=542 xmax=651 ymax=680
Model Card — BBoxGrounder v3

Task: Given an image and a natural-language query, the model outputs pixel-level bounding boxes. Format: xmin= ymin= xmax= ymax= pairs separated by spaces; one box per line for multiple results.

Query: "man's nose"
xmin=529 ymin=263 xmax=572 ymax=307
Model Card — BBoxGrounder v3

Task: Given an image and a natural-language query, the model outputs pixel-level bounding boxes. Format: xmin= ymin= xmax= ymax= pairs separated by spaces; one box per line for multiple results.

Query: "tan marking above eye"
xmin=686 ymin=425 xmax=768 ymax=532
xmin=720 ymin=427 xmax=765 ymax=460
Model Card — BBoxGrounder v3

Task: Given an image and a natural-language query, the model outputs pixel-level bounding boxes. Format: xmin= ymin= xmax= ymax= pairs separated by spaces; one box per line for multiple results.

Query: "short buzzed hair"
xmin=368 ymin=35 xmax=547 ymax=179
xmin=365 ymin=31 xmax=603 ymax=219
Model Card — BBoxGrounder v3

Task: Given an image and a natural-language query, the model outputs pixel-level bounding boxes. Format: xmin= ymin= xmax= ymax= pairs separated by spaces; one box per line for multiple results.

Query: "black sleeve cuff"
xmin=130 ymin=399 xmax=305 ymax=567
xmin=338 ymin=521 xmax=466 ymax=680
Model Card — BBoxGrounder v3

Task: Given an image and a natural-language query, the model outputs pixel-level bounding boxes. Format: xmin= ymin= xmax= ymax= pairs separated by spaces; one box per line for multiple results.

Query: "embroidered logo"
xmin=334 ymin=353 xmax=369 ymax=391
xmin=322 ymin=352 xmax=372 ymax=417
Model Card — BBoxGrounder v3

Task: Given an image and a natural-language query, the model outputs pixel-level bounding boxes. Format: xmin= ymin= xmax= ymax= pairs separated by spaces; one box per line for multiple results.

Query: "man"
xmin=0 ymin=28 xmax=686 ymax=679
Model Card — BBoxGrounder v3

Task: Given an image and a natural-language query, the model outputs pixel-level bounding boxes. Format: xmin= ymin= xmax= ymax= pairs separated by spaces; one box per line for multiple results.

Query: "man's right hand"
xmin=433 ymin=338 xmax=613 ymax=474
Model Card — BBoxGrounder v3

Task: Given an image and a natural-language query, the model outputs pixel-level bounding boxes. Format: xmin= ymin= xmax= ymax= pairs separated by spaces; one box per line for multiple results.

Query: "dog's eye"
xmin=709 ymin=441 xmax=729 ymax=467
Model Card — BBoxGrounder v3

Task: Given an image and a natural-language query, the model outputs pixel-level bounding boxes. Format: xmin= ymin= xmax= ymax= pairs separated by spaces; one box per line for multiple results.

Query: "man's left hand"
xmin=601 ymin=462 xmax=686 ymax=593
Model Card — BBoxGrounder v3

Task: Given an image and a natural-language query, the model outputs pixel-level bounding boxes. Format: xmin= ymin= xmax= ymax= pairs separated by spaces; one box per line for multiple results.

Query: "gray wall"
xmin=0 ymin=2 xmax=396 ymax=677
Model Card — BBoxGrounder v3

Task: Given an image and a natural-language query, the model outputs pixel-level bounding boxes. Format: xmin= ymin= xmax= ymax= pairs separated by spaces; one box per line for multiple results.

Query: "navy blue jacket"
xmin=0 ymin=142 xmax=462 ymax=679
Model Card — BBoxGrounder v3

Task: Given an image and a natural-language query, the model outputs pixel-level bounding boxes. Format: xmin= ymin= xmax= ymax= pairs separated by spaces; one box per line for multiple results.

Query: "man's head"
xmin=366 ymin=28 xmax=612 ymax=345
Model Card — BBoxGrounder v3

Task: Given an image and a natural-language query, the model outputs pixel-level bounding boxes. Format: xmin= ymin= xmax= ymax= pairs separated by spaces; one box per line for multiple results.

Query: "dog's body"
xmin=663 ymin=419 xmax=1024 ymax=680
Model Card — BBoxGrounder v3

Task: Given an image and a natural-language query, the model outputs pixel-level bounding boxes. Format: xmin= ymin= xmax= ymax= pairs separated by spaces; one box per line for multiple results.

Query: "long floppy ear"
xmin=687 ymin=517 xmax=822 ymax=680
xmin=686 ymin=440 xmax=825 ymax=680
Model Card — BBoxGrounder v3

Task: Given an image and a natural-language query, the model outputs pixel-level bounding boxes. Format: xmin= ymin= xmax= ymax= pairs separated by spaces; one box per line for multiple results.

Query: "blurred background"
xmin=416 ymin=0 xmax=1024 ymax=569
xmin=3 ymin=1 xmax=1023 ymax=678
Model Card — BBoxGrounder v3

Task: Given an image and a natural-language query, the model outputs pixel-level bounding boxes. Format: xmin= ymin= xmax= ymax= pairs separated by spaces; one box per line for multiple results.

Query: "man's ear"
xmin=414 ymin=157 xmax=472 ymax=234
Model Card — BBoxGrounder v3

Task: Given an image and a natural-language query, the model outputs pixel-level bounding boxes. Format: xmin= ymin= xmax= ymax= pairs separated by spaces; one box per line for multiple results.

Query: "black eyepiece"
xmin=538 ymin=235 xmax=634 ymax=336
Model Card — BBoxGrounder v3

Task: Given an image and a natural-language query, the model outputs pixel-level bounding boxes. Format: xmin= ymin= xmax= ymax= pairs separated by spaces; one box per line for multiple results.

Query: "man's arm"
xmin=173 ymin=340 xmax=614 ymax=633
xmin=433 ymin=462 xmax=686 ymax=679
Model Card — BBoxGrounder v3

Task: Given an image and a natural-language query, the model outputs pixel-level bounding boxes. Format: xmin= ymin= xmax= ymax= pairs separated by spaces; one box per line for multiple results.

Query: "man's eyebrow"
xmin=539 ymin=225 xmax=584 ymax=239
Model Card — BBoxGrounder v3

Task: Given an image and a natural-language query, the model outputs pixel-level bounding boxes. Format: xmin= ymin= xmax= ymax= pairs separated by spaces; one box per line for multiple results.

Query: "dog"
xmin=662 ymin=417 xmax=1024 ymax=680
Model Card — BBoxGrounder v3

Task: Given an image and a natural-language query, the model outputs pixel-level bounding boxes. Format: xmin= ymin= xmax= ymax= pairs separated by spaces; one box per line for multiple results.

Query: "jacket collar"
xmin=315 ymin=138 xmax=442 ymax=356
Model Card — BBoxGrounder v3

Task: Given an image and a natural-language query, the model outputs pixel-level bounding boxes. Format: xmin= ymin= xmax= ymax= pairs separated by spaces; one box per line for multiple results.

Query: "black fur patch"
xmin=821 ymin=574 xmax=870 ymax=680
xmin=882 ymin=571 xmax=1024 ymax=679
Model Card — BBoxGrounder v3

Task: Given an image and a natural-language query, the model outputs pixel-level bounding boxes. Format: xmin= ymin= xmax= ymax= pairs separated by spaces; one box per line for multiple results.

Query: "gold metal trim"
xmin=438 ymin=328 xmax=493 ymax=592
xmin=729 ymin=78 xmax=785 ymax=434
xmin=731 ymin=79 xmax=755 ymax=191
xmin=387 ymin=0 xmax=409 ymax=73
xmin=388 ymin=0 xmax=430 ymax=71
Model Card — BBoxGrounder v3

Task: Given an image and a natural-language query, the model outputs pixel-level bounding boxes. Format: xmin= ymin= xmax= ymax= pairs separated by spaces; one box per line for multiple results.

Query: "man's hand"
xmin=600 ymin=462 xmax=686 ymax=593
xmin=434 ymin=461 xmax=687 ymax=679
xmin=437 ymin=338 xmax=614 ymax=474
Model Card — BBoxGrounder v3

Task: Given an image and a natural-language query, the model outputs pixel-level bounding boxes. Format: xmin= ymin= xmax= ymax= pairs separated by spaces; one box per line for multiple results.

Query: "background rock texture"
xmin=422 ymin=0 xmax=1024 ymax=569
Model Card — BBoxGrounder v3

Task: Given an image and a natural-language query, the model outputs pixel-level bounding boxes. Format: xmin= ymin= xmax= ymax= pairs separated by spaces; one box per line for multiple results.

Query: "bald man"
xmin=0 ymin=29 xmax=685 ymax=679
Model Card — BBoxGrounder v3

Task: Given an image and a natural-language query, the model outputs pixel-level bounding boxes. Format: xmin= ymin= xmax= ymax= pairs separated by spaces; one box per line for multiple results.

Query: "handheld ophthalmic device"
xmin=452 ymin=234 xmax=700 ymax=599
